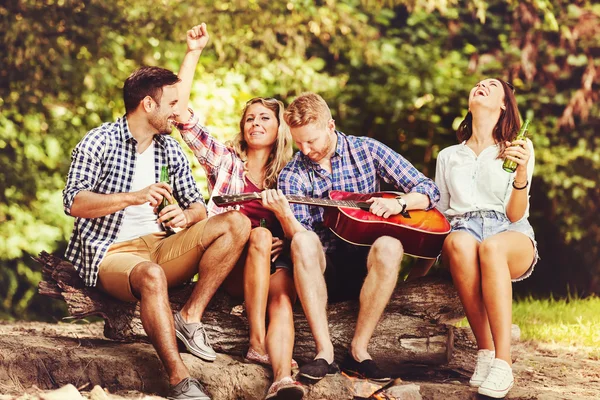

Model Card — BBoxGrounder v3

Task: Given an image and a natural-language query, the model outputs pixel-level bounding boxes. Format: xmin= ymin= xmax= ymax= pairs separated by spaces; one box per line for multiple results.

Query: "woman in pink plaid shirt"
xmin=174 ymin=24 xmax=305 ymax=400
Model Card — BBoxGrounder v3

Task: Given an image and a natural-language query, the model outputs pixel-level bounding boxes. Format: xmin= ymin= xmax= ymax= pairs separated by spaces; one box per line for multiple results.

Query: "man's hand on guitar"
xmin=366 ymin=197 xmax=403 ymax=218
xmin=261 ymin=189 xmax=292 ymax=218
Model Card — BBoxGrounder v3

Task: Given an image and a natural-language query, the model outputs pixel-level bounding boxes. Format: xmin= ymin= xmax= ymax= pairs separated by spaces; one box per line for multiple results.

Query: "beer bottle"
xmin=259 ymin=218 xmax=267 ymax=228
xmin=502 ymin=119 xmax=531 ymax=173
xmin=157 ymin=165 xmax=171 ymax=217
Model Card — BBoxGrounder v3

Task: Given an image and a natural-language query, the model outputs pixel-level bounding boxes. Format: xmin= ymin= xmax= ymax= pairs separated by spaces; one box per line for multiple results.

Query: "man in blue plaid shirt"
xmin=264 ymin=93 xmax=440 ymax=383
xmin=63 ymin=32 xmax=250 ymax=400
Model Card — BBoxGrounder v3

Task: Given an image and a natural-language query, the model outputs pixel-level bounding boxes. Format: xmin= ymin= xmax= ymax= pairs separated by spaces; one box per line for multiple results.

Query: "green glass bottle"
xmin=502 ymin=119 xmax=531 ymax=173
xmin=259 ymin=218 xmax=267 ymax=228
xmin=157 ymin=165 xmax=170 ymax=215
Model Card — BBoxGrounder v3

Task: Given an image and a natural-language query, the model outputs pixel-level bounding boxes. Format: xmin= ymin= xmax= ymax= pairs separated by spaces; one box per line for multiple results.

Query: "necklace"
xmin=246 ymin=169 xmax=265 ymax=189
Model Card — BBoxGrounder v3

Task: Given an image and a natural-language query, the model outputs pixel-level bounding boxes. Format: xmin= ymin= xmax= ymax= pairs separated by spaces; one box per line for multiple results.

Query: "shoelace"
xmin=190 ymin=323 xmax=211 ymax=346
xmin=474 ymin=355 xmax=491 ymax=375
xmin=485 ymin=365 xmax=508 ymax=387
xmin=182 ymin=377 xmax=205 ymax=391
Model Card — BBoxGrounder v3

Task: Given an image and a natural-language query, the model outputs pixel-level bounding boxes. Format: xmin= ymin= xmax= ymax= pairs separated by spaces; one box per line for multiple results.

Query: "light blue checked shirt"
xmin=63 ymin=117 xmax=205 ymax=287
xmin=278 ymin=131 xmax=440 ymax=253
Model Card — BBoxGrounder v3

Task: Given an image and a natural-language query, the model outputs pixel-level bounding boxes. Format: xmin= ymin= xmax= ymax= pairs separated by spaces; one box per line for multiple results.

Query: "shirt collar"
xmin=299 ymin=130 xmax=346 ymax=168
xmin=333 ymin=130 xmax=347 ymax=158
xmin=119 ymin=115 xmax=167 ymax=148
xmin=119 ymin=116 xmax=135 ymax=143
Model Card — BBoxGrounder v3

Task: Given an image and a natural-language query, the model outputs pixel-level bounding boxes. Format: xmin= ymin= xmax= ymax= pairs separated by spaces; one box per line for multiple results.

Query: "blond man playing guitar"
xmin=261 ymin=93 xmax=441 ymax=383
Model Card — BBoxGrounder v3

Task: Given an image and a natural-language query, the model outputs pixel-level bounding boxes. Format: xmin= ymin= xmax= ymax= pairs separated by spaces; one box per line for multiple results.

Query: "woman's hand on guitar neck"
xmin=261 ymin=189 xmax=292 ymax=219
xmin=366 ymin=197 xmax=403 ymax=219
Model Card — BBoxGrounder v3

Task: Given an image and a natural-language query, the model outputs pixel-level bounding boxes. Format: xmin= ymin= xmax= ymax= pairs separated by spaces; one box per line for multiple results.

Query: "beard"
xmin=149 ymin=109 xmax=173 ymax=135
xmin=308 ymin=132 xmax=334 ymax=163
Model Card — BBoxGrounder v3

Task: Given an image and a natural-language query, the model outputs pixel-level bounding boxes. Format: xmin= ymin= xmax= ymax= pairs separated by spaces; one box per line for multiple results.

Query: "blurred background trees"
xmin=1 ymin=0 xmax=598 ymax=320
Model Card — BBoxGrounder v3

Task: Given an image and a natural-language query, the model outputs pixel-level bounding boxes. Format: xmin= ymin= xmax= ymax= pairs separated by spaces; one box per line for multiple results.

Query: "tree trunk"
xmin=35 ymin=251 xmax=466 ymax=369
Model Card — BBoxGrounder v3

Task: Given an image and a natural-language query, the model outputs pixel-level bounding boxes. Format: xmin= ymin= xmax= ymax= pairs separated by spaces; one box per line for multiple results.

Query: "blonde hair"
xmin=227 ymin=98 xmax=293 ymax=189
xmin=284 ymin=92 xmax=332 ymax=129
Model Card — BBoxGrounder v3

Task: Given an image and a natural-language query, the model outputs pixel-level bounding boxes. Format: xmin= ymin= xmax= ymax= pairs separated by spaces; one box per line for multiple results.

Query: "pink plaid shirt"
xmin=176 ymin=110 xmax=246 ymax=216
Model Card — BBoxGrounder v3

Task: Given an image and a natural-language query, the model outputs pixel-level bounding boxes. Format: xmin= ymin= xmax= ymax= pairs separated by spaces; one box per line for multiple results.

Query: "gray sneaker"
xmin=167 ymin=377 xmax=210 ymax=400
xmin=173 ymin=311 xmax=217 ymax=361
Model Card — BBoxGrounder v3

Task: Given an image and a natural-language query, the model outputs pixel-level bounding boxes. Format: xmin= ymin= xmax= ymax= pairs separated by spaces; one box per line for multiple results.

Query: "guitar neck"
xmin=286 ymin=195 xmax=365 ymax=209
xmin=212 ymin=193 xmax=369 ymax=210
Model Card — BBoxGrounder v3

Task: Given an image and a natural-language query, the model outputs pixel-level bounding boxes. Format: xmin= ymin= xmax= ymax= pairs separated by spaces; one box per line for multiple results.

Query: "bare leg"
xmin=406 ymin=258 xmax=436 ymax=280
xmin=291 ymin=231 xmax=333 ymax=363
xmin=181 ymin=211 xmax=251 ymax=323
xmin=443 ymin=232 xmax=494 ymax=350
xmin=130 ymin=262 xmax=189 ymax=386
xmin=351 ymin=236 xmax=402 ymax=361
xmin=479 ymin=232 xmax=534 ymax=364
xmin=266 ymin=268 xmax=297 ymax=382
xmin=244 ymin=228 xmax=272 ymax=355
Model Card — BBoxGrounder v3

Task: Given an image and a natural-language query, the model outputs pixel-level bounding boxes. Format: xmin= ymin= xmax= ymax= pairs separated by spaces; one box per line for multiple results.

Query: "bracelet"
xmin=512 ymin=180 xmax=528 ymax=190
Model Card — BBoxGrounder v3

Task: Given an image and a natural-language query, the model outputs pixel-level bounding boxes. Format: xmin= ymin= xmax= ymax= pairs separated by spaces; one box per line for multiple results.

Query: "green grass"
xmin=456 ymin=296 xmax=600 ymax=350
xmin=513 ymin=296 xmax=600 ymax=349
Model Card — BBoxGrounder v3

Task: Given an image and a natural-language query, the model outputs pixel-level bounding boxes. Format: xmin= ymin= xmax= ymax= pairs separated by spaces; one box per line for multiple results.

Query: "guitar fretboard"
xmin=286 ymin=195 xmax=365 ymax=209
xmin=213 ymin=193 xmax=369 ymax=210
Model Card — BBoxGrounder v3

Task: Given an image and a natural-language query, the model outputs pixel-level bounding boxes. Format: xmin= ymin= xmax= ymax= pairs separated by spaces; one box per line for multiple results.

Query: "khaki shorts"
xmin=97 ymin=220 xmax=208 ymax=302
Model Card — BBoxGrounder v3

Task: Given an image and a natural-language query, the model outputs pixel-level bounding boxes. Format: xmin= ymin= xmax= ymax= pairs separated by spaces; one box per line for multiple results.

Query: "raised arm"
xmin=177 ymin=23 xmax=209 ymax=123
xmin=173 ymin=24 xmax=237 ymax=185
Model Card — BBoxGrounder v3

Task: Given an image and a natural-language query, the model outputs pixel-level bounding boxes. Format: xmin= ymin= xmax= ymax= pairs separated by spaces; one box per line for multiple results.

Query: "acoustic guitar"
xmin=212 ymin=190 xmax=451 ymax=259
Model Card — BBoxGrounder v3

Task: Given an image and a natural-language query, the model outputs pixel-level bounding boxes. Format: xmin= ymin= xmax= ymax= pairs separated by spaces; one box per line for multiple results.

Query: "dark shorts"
xmin=324 ymin=244 xmax=370 ymax=302
xmin=271 ymin=252 xmax=292 ymax=274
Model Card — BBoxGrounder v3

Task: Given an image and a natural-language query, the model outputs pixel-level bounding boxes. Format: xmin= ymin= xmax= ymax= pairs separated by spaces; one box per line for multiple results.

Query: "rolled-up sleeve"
xmin=62 ymin=134 xmax=104 ymax=216
xmin=434 ymin=149 xmax=450 ymax=214
xmin=368 ymin=138 xmax=440 ymax=209
xmin=176 ymin=109 xmax=234 ymax=173
xmin=278 ymin=165 xmax=314 ymax=232
xmin=170 ymin=142 xmax=205 ymax=210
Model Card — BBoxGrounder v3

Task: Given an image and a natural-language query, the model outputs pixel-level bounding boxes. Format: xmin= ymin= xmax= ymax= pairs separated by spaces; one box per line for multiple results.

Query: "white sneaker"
xmin=478 ymin=358 xmax=514 ymax=398
xmin=469 ymin=349 xmax=495 ymax=387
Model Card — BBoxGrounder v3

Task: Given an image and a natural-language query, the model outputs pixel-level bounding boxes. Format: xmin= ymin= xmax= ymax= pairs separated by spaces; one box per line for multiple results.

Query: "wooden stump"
xmin=35 ymin=251 xmax=466 ymax=370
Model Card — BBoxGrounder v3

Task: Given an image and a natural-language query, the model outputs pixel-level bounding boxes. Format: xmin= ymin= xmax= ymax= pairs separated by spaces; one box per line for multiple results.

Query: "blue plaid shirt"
xmin=278 ymin=131 xmax=440 ymax=253
xmin=63 ymin=117 xmax=205 ymax=287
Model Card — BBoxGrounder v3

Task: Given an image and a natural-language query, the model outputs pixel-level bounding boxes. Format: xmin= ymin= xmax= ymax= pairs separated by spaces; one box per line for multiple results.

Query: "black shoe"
xmin=298 ymin=358 xmax=340 ymax=381
xmin=340 ymin=353 xmax=391 ymax=382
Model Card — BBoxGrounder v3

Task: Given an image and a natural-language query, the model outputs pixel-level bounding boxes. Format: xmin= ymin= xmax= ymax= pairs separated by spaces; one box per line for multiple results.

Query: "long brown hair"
xmin=227 ymin=98 xmax=293 ymax=189
xmin=456 ymin=79 xmax=521 ymax=157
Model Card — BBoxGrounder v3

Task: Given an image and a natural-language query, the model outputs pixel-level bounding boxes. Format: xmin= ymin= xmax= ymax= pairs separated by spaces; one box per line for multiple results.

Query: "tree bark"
xmin=35 ymin=251 xmax=465 ymax=369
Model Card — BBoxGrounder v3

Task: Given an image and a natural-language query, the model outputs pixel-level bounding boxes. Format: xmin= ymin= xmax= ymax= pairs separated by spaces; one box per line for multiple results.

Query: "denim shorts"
xmin=448 ymin=210 xmax=539 ymax=282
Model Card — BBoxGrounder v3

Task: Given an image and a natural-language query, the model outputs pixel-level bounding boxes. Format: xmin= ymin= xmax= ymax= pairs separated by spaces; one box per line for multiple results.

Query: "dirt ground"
xmin=0 ymin=321 xmax=598 ymax=399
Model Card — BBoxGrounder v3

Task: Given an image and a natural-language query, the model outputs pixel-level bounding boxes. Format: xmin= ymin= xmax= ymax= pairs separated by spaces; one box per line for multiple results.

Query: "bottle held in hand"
xmin=157 ymin=165 xmax=174 ymax=231
xmin=502 ymin=119 xmax=531 ymax=173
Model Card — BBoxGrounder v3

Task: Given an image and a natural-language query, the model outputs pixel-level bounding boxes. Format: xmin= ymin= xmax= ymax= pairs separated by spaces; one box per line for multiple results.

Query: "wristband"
xmin=512 ymin=180 xmax=528 ymax=190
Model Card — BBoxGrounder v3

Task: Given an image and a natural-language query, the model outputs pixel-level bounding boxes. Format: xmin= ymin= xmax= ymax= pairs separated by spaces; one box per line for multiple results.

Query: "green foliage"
xmin=1 ymin=0 xmax=599 ymax=319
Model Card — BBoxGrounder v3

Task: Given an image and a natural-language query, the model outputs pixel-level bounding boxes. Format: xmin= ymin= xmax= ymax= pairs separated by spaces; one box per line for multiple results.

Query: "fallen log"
xmin=35 ymin=251 xmax=466 ymax=371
